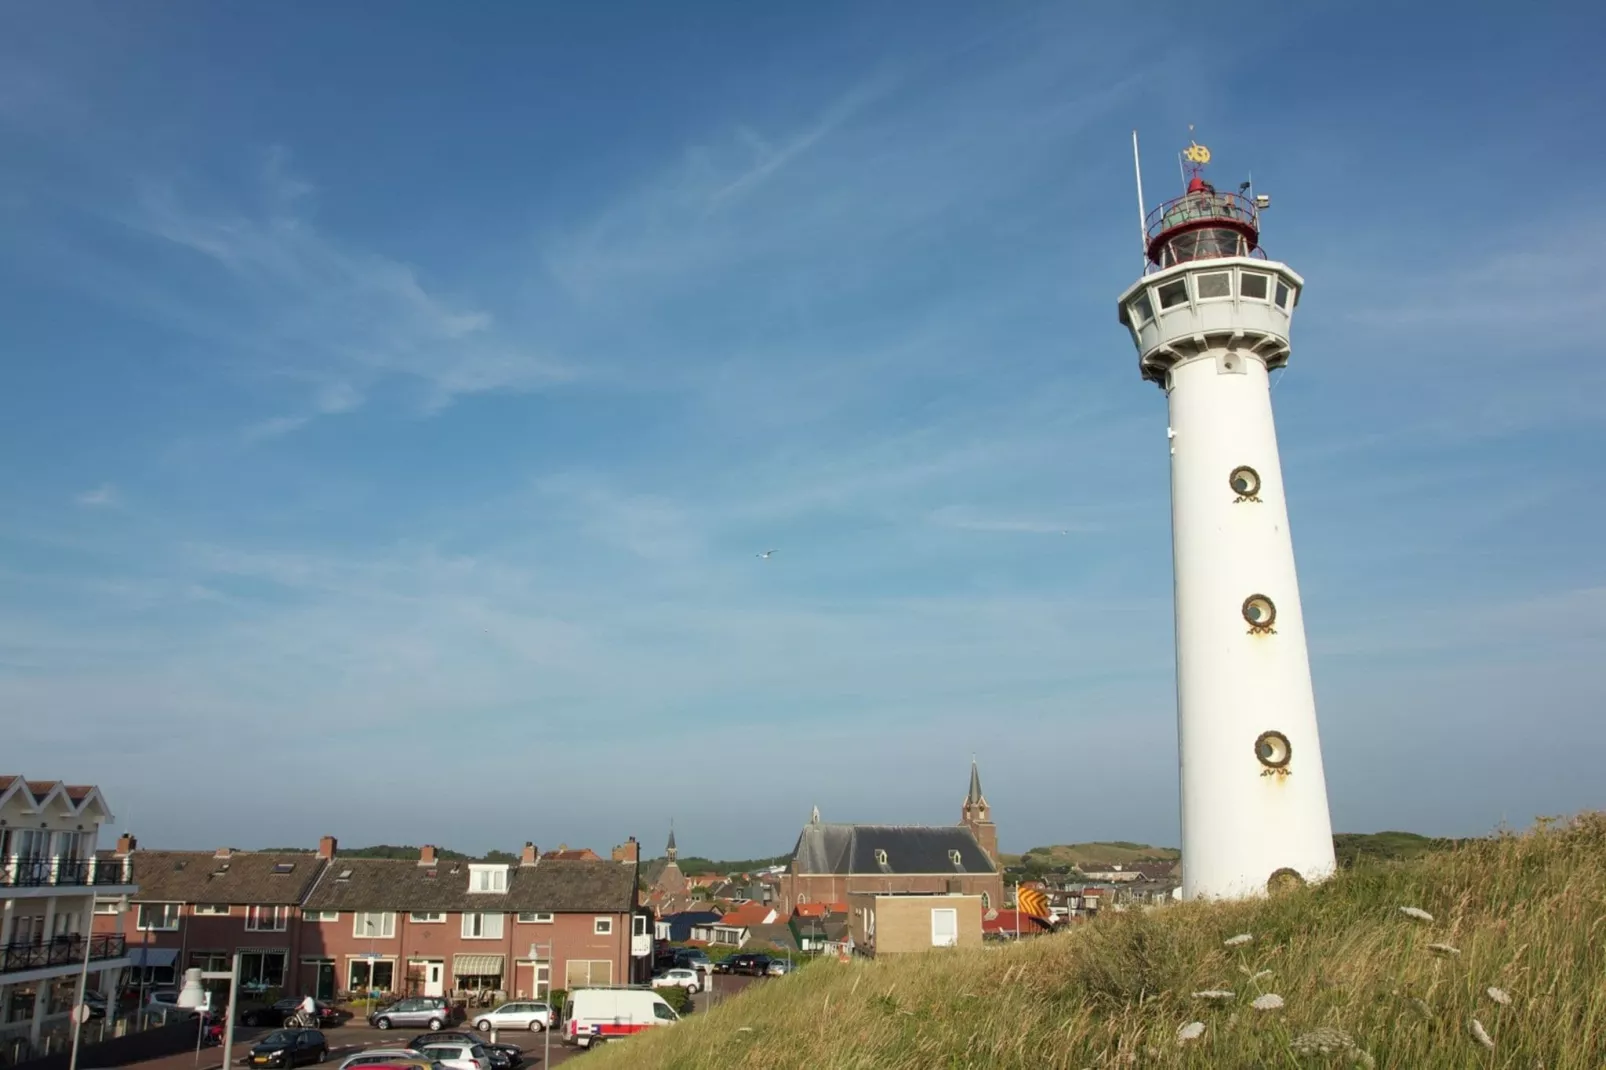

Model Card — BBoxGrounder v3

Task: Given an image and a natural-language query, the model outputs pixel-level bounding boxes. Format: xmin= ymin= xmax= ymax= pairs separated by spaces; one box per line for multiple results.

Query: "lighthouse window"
xmin=1130 ymin=292 xmax=1154 ymax=325
xmin=1157 ymin=279 xmax=1189 ymax=309
xmin=1275 ymin=281 xmax=1291 ymax=308
xmin=1196 ymin=272 xmax=1231 ymax=300
xmin=1243 ymin=594 xmax=1277 ymax=629
xmin=1239 ymin=272 xmax=1270 ymax=300
xmin=1254 ymin=731 xmax=1292 ymax=769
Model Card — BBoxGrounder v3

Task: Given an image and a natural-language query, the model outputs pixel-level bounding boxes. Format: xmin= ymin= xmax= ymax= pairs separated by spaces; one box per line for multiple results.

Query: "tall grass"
xmin=592 ymin=813 xmax=1606 ymax=1069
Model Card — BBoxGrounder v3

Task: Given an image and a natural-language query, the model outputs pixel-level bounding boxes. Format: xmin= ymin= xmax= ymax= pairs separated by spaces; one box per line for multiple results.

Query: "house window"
xmin=244 ymin=906 xmax=289 ymax=932
xmin=93 ymin=901 xmax=121 ymax=915
xmin=517 ymin=913 xmax=554 ymax=924
xmin=469 ymin=864 xmax=509 ymax=893
xmin=633 ymin=915 xmax=648 ymax=937
xmin=137 ymin=903 xmax=180 ymax=931
xmin=191 ymin=951 xmax=229 ymax=973
xmin=409 ymin=912 xmax=444 ymax=923
xmin=593 ymin=918 xmax=613 ymax=936
xmin=348 ymin=958 xmax=395 ymax=994
xmin=353 ymin=912 xmax=396 ymax=938
xmin=239 ymin=950 xmax=287 ymax=990
xmin=564 ymin=960 xmax=612 ymax=989
xmin=193 ymin=904 xmax=229 ymax=916
xmin=462 ymin=913 xmax=505 ymax=939
xmin=303 ymin=910 xmax=339 ymax=922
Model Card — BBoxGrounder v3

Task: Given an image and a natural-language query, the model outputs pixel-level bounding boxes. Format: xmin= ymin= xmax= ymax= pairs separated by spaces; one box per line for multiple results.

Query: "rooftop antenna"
xmin=1131 ymin=130 xmax=1148 ymax=274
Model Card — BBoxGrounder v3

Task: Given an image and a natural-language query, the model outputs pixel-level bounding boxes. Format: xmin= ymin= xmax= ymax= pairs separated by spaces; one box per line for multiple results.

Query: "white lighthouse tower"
xmin=1117 ymin=137 xmax=1337 ymax=900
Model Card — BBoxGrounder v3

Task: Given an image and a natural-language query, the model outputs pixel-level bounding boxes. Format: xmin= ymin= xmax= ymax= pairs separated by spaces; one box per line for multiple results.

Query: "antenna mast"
xmin=1131 ymin=130 xmax=1147 ymax=273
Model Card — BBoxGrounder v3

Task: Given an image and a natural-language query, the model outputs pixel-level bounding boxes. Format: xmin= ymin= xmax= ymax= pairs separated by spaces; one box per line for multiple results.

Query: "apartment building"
xmin=94 ymin=836 xmax=651 ymax=1004
xmin=1 ymin=776 xmax=137 ymax=1054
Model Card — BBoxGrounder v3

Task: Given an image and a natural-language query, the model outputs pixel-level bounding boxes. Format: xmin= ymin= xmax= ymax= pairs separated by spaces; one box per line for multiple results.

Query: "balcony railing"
xmin=0 ymin=857 xmax=133 ymax=889
xmin=0 ymin=934 xmax=127 ymax=974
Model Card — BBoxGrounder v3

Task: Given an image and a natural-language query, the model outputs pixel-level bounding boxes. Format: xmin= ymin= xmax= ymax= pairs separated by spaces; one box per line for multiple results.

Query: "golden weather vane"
xmin=1184 ymin=141 xmax=1211 ymax=165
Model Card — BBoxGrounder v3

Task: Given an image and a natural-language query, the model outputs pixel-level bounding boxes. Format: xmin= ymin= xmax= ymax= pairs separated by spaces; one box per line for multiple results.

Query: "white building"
xmin=1 ymin=776 xmax=138 ymax=1058
xmin=1117 ymin=138 xmax=1338 ymax=900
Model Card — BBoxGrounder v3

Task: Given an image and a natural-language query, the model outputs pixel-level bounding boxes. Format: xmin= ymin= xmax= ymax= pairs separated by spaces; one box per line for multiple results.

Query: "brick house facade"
xmin=777 ymin=762 xmax=1005 ymax=914
xmin=94 ymin=836 xmax=649 ymax=1004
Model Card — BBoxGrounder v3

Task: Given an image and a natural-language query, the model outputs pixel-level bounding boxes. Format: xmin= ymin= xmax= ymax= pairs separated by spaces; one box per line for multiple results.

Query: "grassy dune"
xmin=1001 ymin=842 xmax=1181 ymax=869
xmin=595 ymin=814 xmax=1606 ymax=1069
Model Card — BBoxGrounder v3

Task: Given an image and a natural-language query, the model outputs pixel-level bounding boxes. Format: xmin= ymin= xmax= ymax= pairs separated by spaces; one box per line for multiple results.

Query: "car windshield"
xmin=260 ymin=1030 xmax=297 ymax=1045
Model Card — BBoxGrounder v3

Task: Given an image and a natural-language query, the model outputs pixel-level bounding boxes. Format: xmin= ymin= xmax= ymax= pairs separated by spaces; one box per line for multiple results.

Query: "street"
xmin=118 ymin=975 xmax=761 ymax=1070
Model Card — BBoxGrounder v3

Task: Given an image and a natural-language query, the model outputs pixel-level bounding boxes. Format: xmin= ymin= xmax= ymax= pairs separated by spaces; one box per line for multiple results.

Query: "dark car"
xmin=246 ymin=1028 xmax=327 ymax=1068
xmin=719 ymin=953 xmax=774 ymax=976
xmin=241 ymin=999 xmax=342 ymax=1028
xmin=409 ymin=1030 xmax=520 ymax=1068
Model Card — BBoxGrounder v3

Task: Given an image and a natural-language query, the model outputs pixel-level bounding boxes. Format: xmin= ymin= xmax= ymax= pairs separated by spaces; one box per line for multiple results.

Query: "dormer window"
xmin=469 ymin=864 xmax=509 ymax=893
xmin=948 ymin=849 xmax=963 ymax=866
xmin=873 ymin=849 xmax=888 ymax=866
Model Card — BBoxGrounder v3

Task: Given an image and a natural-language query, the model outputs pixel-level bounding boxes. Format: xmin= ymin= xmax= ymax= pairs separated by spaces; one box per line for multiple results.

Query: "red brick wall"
xmin=780 ymin=872 xmax=1004 ymax=915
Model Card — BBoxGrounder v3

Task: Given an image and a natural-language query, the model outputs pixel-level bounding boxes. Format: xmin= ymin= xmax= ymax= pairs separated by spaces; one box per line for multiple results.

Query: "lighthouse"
xmin=1117 ymin=137 xmax=1337 ymax=900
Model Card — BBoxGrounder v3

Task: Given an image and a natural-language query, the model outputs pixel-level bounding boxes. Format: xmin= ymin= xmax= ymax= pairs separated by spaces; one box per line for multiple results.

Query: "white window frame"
xmin=193 ymin=904 xmax=230 ymax=916
xmin=462 ymin=912 xmax=505 ymax=940
xmin=245 ymin=905 xmax=289 ymax=932
xmin=468 ymin=864 xmax=509 ymax=894
xmin=303 ymin=910 xmax=339 ymax=922
xmin=517 ymin=912 xmax=554 ymax=924
xmin=409 ymin=911 xmax=445 ymax=923
xmin=353 ymin=912 xmax=397 ymax=939
xmin=93 ymin=900 xmax=121 ymax=915
xmin=1238 ymin=270 xmax=1271 ymax=302
xmin=1194 ymin=270 xmax=1233 ymax=302
xmin=137 ymin=903 xmax=180 ymax=931
xmin=593 ymin=917 xmax=613 ymax=936
xmin=931 ymin=907 xmax=958 ymax=947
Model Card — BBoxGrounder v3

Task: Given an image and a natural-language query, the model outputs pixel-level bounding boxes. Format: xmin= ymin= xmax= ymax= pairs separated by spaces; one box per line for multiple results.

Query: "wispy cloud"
xmin=74 ymin=484 xmax=117 ymax=507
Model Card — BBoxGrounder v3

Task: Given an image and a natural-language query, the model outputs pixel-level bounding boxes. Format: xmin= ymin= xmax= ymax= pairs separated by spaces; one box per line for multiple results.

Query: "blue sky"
xmin=3 ymin=2 xmax=1603 ymax=858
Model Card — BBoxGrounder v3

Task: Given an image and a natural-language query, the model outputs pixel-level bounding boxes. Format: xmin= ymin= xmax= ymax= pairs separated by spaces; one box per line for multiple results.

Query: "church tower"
xmin=654 ymin=821 xmax=687 ymax=895
xmin=961 ymin=759 xmax=998 ymax=863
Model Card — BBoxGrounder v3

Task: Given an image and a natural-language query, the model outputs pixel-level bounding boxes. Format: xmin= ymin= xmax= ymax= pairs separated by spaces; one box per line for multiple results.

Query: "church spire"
xmin=666 ymin=820 xmax=677 ymax=861
xmin=967 ymin=756 xmax=986 ymax=807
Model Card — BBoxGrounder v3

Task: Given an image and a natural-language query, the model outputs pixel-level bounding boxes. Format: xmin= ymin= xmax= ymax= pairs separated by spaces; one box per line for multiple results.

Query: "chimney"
xmin=214 ymin=847 xmax=231 ymax=860
xmin=116 ymin=833 xmax=137 ymax=856
xmin=418 ymin=845 xmax=437 ymax=866
xmin=520 ymin=842 xmax=538 ymax=867
xmin=318 ymin=835 xmax=338 ymax=861
xmin=611 ymin=837 xmax=639 ymax=864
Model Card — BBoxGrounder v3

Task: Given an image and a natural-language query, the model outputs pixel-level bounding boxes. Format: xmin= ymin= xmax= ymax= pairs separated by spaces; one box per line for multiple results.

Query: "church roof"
xmin=789 ymin=823 xmax=996 ymax=877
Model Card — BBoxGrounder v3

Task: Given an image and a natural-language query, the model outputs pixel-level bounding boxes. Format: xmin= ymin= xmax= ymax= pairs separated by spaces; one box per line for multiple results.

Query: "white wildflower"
xmin=1485 ymin=986 xmax=1512 ymax=1006
xmin=1290 ymin=1027 xmax=1356 ymax=1056
xmin=1470 ymin=1018 xmax=1495 ymax=1051
xmin=1175 ymin=1021 xmax=1205 ymax=1044
xmin=1223 ymin=933 xmax=1253 ymax=947
xmin=1426 ymin=942 xmax=1461 ymax=957
xmin=1350 ymin=1049 xmax=1377 ymax=1069
xmin=1251 ymin=993 xmax=1285 ymax=1011
xmin=1398 ymin=906 xmax=1434 ymax=922
xmin=1192 ymin=989 xmax=1235 ymax=1002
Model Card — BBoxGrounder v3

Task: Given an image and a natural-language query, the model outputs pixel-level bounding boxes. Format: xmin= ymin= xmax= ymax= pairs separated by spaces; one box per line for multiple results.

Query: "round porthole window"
xmin=1229 ymin=466 xmax=1261 ymax=497
xmin=1255 ymin=730 xmax=1292 ymax=769
xmin=1243 ymin=594 xmax=1276 ymax=629
xmin=1267 ymin=868 xmax=1305 ymax=896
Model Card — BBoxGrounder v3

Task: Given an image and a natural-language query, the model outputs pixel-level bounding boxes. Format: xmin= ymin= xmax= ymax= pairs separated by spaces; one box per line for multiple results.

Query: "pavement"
xmin=119 ymin=974 xmax=761 ymax=1070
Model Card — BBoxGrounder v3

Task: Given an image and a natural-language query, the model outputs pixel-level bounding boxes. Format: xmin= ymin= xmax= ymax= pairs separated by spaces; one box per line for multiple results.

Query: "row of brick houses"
xmin=91 ymin=835 xmax=651 ymax=1004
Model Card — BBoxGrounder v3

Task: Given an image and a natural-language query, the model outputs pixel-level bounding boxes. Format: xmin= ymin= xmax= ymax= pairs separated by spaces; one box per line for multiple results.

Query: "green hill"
xmin=590 ymin=813 xmax=1606 ymax=1069
xmin=1000 ymin=841 xmax=1181 ymax=870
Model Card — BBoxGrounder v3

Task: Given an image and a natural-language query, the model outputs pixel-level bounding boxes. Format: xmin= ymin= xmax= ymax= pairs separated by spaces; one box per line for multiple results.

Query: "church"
xmin=776 ymin=760 xmax=1005 ymax=913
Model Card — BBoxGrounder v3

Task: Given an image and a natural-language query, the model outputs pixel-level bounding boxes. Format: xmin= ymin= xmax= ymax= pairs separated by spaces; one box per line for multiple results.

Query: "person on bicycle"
xmin=293 ymin=994 xmax=317 ymax=1026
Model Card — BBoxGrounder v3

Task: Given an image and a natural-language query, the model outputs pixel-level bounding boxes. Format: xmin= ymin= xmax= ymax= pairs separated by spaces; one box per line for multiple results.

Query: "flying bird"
xmin=757 ymin=549 xmax=777 ymax=560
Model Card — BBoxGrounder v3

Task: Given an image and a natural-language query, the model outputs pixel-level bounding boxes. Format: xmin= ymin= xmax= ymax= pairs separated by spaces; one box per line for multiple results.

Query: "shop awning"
xmin=452 ymin=954 xmax=504 ymax=977
xmin=129 ymin=947 xmax=178 ymax=968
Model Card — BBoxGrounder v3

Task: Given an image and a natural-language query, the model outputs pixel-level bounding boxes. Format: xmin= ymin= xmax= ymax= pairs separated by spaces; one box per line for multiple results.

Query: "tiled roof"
xmin=790 ymin=823 xmax=997 ymax=876
xmin=716 ymin=903 xmax=775 ymax=928
xmin=745 ymin=922 xmax=798 ymax=951
xmin=301 ymin=857 xmax=636 ymax=914
xmin=125 ymin=851 xmax=326 ymax=906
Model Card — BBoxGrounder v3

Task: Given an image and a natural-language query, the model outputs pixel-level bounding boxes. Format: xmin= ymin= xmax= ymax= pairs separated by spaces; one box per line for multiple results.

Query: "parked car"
xmin=246 ymin=1028 xmax=328 ymax=1068
xmin=673 ymin=949 xmax=712 ymax=971
xmin=650 ymin=968 xmax=702 ymax=993
xmin=418 ymin=1042 xmax=490 ymax=1070
xmin=409 ymin=1031 xmax=519 ymax=1069
xmin=241 ymin=998 xmax=342 ymax=1028
xmin=717 ymin=953 xmax=773 ymax=976
xmin=371 ymin=996 xmax=456 ymax=1031
xmin=766 ymin=959 xmax=797 ymax=976
xmin=337 ymin=1050 xmax=437 ymax=1070
xmin=472 ymin=1001 xmax=552 ymax=1032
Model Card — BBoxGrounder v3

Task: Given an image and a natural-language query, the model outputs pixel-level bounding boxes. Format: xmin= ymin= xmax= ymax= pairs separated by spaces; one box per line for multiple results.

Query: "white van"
xmin=560 ymin=986 xmax=680 ymax=1049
